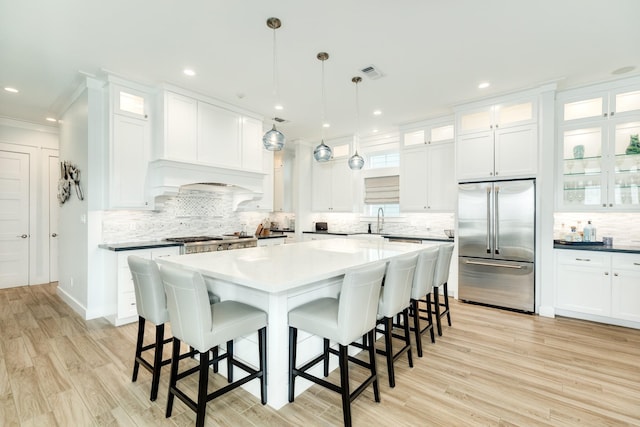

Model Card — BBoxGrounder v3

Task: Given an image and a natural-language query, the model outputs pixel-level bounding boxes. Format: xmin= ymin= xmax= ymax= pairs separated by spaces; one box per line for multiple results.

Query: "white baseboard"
xmin=538 ymin=305 xmax=555 ymax=318
xmin=56 ymin=287 xmax=88 ymax=319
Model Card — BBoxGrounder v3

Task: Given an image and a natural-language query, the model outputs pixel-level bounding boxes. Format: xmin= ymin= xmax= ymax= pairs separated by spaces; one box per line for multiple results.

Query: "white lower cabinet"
xmin=257 ymin=237 xmax=286 ymax=247
xmin=105 ymin=246 xmax=180 ymax=326
xmin=302 ymin=233 xmax=340 ymax=242
xmin=555 ymin=249 xmax=640 ymax=326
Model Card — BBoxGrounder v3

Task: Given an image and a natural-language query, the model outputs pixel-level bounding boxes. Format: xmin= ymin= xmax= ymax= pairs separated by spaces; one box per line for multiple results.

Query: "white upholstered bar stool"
xmin=409 ymin=246 xmax=440 ymax=357
xmin=288 ymin=262 xmax=387 ymax=427
xmin=128 ymin=255 xmax=220 ymax=401
xmin=432 ymin=243 xmax=455 ymax=336
xmin=376 ymin=252 xmax=418 ymax=388
xmin=160 ymin=264 xmax=267 ymax=427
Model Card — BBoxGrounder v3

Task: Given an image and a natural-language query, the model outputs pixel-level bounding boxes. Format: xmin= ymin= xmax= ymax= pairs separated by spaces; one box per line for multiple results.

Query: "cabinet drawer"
xmin=612 ymin=253 xmax=640 ymax=270
xmin=118 ymin=291 xmax=138 ymax=318
xmin=118 ymin=250 xmax=151 ymax=268
xmin=556 ymin=250 xmax=608 ymax=268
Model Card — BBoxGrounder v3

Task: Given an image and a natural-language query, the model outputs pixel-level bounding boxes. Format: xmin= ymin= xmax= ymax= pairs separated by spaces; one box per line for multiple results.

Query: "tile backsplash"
xmin=554 ymin=212 xmax=640 ymax=246
xmin=101 ymin=189 xmax=455 ymax=243
xmin=101 ymin=190 xmax=272 ymax=243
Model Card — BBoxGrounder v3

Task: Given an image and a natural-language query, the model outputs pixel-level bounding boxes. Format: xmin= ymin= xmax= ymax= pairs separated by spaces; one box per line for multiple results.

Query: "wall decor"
xmin=57 ymin=161 xmax=84 ymax=205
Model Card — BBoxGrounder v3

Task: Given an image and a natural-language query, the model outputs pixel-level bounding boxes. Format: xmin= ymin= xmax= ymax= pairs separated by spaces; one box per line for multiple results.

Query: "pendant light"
xmin=313 ymin=52 xmax=333 ymax=162
xmin=348 ymin=76 xmax=365 ymax=170
xmin=262 ymin=17 xmax=286 ymax=151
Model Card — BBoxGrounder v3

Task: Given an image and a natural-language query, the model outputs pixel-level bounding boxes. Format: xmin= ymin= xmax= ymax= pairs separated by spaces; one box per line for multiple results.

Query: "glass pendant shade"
xmin=313 ymin=140 xmax=333 ymax=162
xmin=262 ymin=124 xmax=285 ymax=151
xmin=348 ymin=151 xmax=364 ymax=170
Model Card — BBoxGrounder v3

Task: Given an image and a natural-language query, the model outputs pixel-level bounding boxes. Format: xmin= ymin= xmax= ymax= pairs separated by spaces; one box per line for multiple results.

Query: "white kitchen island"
xmin=157 ymin=237 xmax=438 ymax=409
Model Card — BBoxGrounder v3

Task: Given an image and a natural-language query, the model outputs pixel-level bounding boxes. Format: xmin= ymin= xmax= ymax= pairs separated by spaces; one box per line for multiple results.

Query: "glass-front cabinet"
xmin=557 ymin=78 xmax=640 ymax=211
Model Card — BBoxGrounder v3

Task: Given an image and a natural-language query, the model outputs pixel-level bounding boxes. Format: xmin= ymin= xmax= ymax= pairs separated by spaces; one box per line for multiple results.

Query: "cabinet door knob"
xmin=495 ymin=171 xmax=499 ymax=176
xmin=604 ymin=271 xmax=609 ymax=275
xmin=610 ymin=111 xmax=615 ymax=117
xmin=18 ymin=234 xmax=28 ymax=239
xmin=604 ymin=112 xmax=608 ymax=117
xmin=51 ymin=233 xmax=58 ymax=237
xmin=614 ymin=273 xmax=619 ymax=276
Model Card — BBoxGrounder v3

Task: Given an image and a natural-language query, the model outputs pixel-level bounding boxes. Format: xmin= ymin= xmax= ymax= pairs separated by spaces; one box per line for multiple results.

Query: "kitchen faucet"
xmin=377 ymin=207 xmax=384 ymax=234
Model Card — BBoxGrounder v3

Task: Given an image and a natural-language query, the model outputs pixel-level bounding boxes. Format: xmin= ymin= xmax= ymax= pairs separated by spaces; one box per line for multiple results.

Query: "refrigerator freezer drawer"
xmin=458 ymin=257 xmax=534 ymax=313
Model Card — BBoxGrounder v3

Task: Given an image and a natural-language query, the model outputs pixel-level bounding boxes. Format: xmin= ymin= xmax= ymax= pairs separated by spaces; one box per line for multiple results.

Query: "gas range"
xmin=165 ymin=235 xmax=258 ymax=254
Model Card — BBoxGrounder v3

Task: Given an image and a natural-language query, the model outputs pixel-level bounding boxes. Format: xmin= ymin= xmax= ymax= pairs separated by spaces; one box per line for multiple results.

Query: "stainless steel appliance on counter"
xmin=166 ymin=235 xmax=257 ymax=254
xmin=458 ymin=179 xmax=535 ymax=312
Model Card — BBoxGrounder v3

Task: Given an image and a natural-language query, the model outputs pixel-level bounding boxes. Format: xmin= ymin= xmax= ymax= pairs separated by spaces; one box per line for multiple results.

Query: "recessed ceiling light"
xmin=478 ymin=82 xmax=490 ymax=89
xmin=322 ymin=122 xmax=330 ymax=128
xmin=612 ymin=66 xmax=635 ymax=75
xmin=274 ymin=104 xmax=283 ymax=110
xmin=4 ymin=87 xmax=18 ymax=93
xmin=183 ymin=69 xmax=196 ymax=77
xmin=372 ymin=129 xmax=379 ymax=133
xmin=373 ymin=110 xmax=382 ymax=116
xmin=46 ymin=117 xmax=57 ymax=122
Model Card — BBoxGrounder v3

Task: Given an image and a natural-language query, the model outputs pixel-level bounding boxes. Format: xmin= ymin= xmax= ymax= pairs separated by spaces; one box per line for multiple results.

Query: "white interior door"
xmin=49 ymin=156 xmax=59 ymax=282
xmin=0 ymin=150 xmax=30 ymax=288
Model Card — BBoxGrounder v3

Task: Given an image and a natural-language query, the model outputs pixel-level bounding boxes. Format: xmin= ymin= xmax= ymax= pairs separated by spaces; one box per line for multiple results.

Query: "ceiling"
xmin=1 ymin=0 xmax=639 ymax=143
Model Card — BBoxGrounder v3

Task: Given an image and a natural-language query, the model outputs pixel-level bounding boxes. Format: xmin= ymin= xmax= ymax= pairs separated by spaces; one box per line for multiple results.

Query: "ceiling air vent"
xmin=360 ymin=65 xmax=384 ymax=80
xmin=273 ymin=117 xmax=289 ymax=123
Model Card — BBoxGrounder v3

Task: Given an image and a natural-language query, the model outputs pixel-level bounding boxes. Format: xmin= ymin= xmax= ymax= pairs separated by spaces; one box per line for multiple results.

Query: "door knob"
xmin=52 ymin=233 xmax=58 ymax=237
xmin=18 ymin=234 xmax=28 ymax=238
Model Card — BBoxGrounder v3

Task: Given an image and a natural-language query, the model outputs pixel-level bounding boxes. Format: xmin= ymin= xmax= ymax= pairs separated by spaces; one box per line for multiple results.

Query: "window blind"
xmin=364 ymin=175 xmax=399 ymax=204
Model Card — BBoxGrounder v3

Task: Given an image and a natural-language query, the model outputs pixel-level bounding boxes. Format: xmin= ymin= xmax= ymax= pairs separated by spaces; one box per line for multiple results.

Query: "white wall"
xmin=56 ymin=78 xmax=108 ymax=319
xmin=0 ymin=117 xmax=58 ymax=285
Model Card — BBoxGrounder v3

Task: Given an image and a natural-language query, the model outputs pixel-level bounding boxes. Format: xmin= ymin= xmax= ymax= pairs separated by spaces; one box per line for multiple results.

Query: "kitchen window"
xmin=363 ymin=152 xmax=400 ymax=216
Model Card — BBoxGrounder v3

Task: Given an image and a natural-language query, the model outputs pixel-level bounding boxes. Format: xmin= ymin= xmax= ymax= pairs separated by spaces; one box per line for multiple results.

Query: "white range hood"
xmin=147 ymin=159 xmax=266 ymax=208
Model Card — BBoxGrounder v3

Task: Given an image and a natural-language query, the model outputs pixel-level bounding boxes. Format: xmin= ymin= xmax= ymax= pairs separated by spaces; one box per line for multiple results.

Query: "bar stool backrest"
xmin=159 ymin=264 xmax=212 ymax=351
xmin=128 ymin=256 xmax=169 ymax=325
xmin=379 ymin=253 xmax=419 ymax=318
xmin=336 ymin=262 xmax=387 ymax=345
xmin=434 ymin=243 xmax=455 ymax=287
xmin=410 ymin=246 xmax=440 ymax=300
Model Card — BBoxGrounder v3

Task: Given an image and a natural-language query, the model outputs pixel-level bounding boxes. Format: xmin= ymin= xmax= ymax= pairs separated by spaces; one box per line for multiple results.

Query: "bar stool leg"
xmin=411 ymin=299 xmax=423 ymax=357
xmin=434 ymin=286 xmax=443 ymax=336
xmin=196 ymin=350 xmax=209 ymax=427
xmin=402 ymin=309 xmax=413 ymax=368
xmin=383 ymin=317 xmax=395 ymax=388
xmin=132 ymin=316 xmax=145 ymax=382
xmin=444 ymin=282 xmax=452 ymax=326
xmin=426 ymin=293 xmax=435 ymax=343
xmin=367 ymin=329 xmax=380 ymax=403
xmin=288 ymin=326 xmax=297 ymax=403
xmin=227 ymin=339 xmax=234 ymax=382
xmin=323 ymin=338 xmax=330 ymax=377
xmin=166 ymin=338 xmax=181 ymax=418
xmin=259 ymin=327 xmax=267 ymax=405
xmin=338 ymin=344 xmax=352 ymax=427
xmin=150 ymin=324 xmax=165 ymax=401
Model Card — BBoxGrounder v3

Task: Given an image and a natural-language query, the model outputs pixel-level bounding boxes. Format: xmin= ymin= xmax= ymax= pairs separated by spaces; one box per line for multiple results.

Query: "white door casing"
xmin=0 ymin=150 xmax=30 ymax=288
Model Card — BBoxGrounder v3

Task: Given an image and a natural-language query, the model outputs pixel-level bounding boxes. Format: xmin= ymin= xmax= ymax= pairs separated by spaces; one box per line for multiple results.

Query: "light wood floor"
xmin=1 ymin=282 xmax=639 ymax=426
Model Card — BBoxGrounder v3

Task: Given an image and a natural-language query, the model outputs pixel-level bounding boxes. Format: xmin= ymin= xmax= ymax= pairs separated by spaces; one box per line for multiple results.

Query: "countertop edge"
xmin=553 ymin=244 xmax=640 ymax=254
xmin=98 ymin=241 xmax=183 ymax=251
xmin=302 ymin=231 xmax=454 ymax=242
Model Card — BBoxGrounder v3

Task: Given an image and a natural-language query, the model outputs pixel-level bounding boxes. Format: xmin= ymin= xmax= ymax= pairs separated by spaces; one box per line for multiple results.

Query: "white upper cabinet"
xmin=164 ymin=92 xmax=197 ymax=161
xmin=108 ymin=81 xmax=152 ymax=209
xmin=197 ymin=101 xmax=241 ymax=166
xmin=156 ymin=89 xmax=265 ymax=172
xmin=400 ymin=119 xmax=456 ymax=211
xmin=456 ymin=97 xmax=538 ymax=181
xmin=311 ymin=141 xmax=353 ymax=212
xmin=556 ymin=77 xmax=640 ymax=211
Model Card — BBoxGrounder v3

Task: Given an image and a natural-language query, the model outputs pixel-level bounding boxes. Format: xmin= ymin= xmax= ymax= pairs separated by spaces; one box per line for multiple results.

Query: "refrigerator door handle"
xmin=464 ymin=259 xmax=523 ymax=269
xmin=486 ymin=186 xmax=491 ymax=254
xmin=494 ymin=185 xmax=500 ymax=255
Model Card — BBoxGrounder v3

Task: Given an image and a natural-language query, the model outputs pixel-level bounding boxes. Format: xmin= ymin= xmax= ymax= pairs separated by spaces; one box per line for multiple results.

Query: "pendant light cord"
xmin=272 ymin=28 xmax=280 ymax=110
xmin=354 ymin=79 xmax=360 ymax=153
xmin=321 ymin=58 xmax=326 ymax=141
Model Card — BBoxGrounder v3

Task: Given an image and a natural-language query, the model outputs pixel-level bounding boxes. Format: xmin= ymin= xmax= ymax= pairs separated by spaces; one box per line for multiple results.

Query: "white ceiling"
xmin=1 ymin=0 xmax=639 ymax=143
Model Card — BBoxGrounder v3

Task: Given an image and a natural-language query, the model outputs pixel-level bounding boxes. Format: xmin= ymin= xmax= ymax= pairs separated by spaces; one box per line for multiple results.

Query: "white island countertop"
xmin=158 ymin=237 xmax=432 ymax=294
xmin=155 ymin=237 xmax=443 ymax=409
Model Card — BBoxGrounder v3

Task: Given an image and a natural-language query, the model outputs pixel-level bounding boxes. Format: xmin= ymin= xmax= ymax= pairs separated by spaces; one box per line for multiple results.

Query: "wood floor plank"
xmin=2 ymin=282 xmax=640 ymax=426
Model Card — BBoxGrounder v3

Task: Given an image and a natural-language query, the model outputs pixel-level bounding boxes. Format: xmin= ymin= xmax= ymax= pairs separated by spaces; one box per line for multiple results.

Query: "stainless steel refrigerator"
xmin=458 ymin=179 xmax=535 ymax=312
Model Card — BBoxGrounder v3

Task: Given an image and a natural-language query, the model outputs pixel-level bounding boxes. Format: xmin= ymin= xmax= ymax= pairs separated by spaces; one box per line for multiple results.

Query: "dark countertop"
xmin=270 ymin=229 xmax=295 ymax=233
xmin=554 ymin=242 xmax=640 ymax=254
xmin=302 ymin=230 xmax=454 ymax=242
xmin=98 ymin=241 xmax=183 ymax=251
xmin=256 ymin=233 xmax=288 ymax=240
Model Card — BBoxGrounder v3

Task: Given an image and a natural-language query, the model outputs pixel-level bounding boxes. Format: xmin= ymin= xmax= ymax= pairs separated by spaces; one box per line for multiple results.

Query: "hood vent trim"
xmin=147 ymin=159 xmax=266 ymax=209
